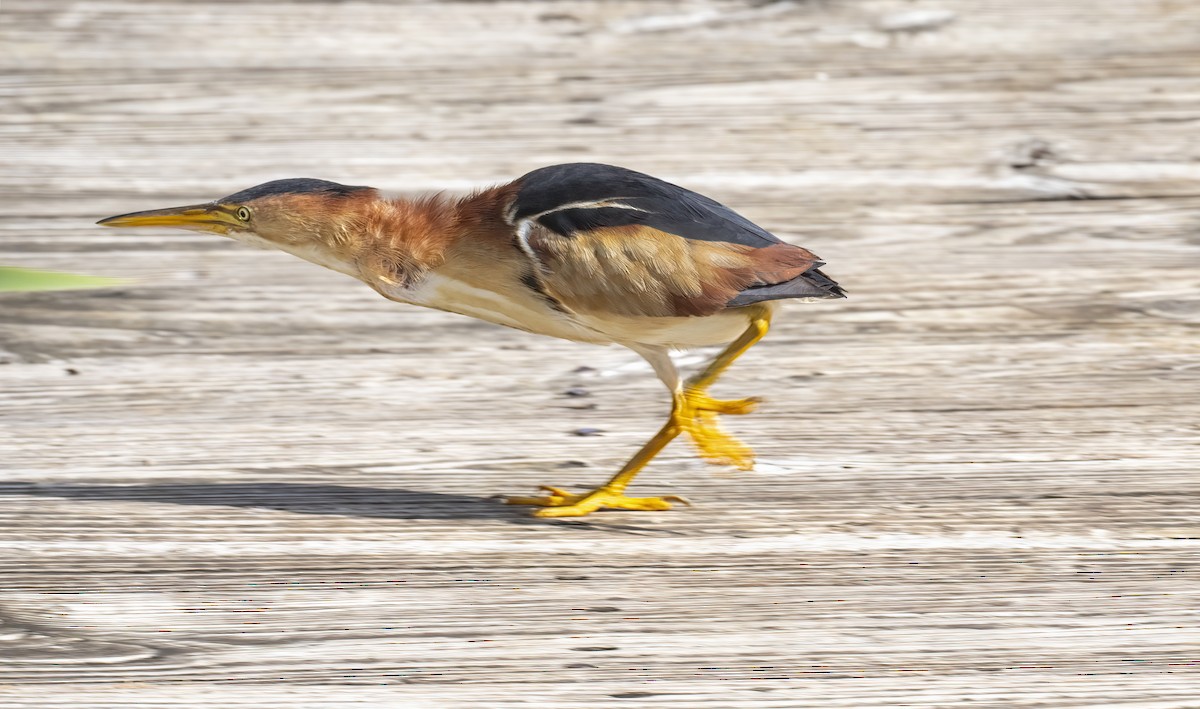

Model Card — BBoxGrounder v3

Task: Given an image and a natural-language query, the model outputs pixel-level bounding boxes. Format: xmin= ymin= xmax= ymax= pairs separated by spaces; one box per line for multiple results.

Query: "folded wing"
xmin=509 ymin=163 xmax=845 ymax=318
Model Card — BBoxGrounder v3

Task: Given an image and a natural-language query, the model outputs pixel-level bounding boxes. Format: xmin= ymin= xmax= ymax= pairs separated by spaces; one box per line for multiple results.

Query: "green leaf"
xmin=0 ymin=266 xmax=130 ymax=292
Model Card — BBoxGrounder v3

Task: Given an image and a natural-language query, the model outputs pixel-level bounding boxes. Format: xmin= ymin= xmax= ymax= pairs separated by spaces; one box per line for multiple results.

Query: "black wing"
xmin=511 ymin=163 xmax=845 ymax=307
xmin=512 ymin=163 xmax=784 ymax=248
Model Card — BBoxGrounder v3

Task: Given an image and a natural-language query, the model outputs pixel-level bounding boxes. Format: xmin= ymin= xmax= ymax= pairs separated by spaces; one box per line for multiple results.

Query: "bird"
xmin=98 ymin=163 xmax=844 ymax=517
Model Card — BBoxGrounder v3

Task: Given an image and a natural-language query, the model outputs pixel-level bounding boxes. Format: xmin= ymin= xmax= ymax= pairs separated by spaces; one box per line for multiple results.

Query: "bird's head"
xmin=98 ymin=178 xmax=378 ymax=251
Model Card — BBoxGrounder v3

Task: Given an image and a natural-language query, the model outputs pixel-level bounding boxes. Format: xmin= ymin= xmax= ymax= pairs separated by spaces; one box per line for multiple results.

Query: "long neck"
xmin=256 ymin=186 xmax=514 ymax=292
xmin=349 ymin=186 xmax=514 ymax=291
xmin=346 ymin=195 xmax=457 ymax=287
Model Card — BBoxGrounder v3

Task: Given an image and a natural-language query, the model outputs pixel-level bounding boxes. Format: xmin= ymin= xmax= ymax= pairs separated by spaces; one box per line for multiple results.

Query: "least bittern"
xmin=99 ymin=163 xmax=844 ymax=517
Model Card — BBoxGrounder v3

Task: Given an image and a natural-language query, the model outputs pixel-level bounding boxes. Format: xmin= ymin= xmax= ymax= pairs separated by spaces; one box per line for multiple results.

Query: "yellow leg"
xmin=679 ymin=306 xmax=771 ymax=470
xmin=503 ymin=416 xmax=689 ymax=517
xmin=505 ymin=306 xmax=772 ymax=517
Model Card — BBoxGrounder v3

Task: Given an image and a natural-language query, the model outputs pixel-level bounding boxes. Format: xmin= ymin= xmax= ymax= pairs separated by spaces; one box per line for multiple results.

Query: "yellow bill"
xmin=97 ymin=204 xmax=242 ymax=235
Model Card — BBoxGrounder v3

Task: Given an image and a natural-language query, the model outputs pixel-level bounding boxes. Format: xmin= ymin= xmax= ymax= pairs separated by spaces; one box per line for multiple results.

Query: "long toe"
xmin=533 ymin=491 xmax=687 ymax=518
xmin=693 ymin=394 xmax=761 ymax=416
xmin=686 ymin=412 xmax=756 ymax=470
xmin=500 ymin=485 xmax=689 ymax=517
xmin=503 ymin=486 xmax=580 ymax=507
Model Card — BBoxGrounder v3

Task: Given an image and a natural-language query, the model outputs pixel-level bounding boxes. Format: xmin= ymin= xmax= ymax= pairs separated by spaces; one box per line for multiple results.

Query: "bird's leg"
xmin=678 ymin=306 xmax=772 ymax=470
xmin=505 ymin=306 xmax=771 ymax=517
xmin=503 ymin=415 xmax=691 ymax=517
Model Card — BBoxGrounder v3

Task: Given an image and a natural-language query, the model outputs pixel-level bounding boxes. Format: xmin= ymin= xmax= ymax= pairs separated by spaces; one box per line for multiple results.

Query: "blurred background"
xmin=2 ymin=1 xmax=1198 ymax=705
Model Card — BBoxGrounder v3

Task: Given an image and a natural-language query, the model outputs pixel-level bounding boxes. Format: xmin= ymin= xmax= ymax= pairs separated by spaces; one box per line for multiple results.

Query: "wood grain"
xmin=2 ymin=1 xmax=1198 ymax=706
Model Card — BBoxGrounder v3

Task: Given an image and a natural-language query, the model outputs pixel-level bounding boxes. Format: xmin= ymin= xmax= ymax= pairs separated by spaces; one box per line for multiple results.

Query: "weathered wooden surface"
xmin=2 ymin=1 xmax=1199 ymax=706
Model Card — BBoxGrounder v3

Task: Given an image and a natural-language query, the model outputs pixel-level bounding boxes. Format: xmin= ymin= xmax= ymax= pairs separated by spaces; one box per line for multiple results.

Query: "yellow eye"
xmin=236 ymin=207 xmax=251 ymax=221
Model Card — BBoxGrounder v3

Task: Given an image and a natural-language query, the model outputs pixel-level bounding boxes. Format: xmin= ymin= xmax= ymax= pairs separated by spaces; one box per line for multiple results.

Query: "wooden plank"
xmin=1 ymin=0 xmax=1198 ymax=706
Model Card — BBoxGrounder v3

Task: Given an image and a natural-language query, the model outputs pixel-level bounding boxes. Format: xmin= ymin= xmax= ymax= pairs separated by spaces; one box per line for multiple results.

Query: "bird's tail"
xmin=726 ymin=263 xmax=846 ymax=306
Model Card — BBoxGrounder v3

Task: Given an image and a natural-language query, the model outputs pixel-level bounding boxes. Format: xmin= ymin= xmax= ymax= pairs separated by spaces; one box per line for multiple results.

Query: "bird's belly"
xmin=575 ymin=308 xmax=760 ymax=348
xmin=383 ymin=273 xmax=764 ymax=349
xmin=397 ymin=273 xmax=614 ymax=344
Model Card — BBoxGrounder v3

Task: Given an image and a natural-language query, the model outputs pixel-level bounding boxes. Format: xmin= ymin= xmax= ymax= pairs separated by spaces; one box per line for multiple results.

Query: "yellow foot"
xmin=686 ymin=411 xmax=756 ymax=470
xmin=690 ymin=393 xmax=760 ymax=416
xmin=679 ymin=389 xmax=759 ymax=470
xmin=503 ymin=485 xmax=690 ymax=518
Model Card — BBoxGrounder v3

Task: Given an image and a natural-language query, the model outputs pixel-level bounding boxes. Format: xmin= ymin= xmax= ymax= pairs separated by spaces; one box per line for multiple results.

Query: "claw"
xmin=676 ymin=390 xmax=758 ymax=470
xmin=501 ymin=385 xmax=758 ymax=516
xmin=504 ymin=485 xmax=688 ymax=517
xmin=538 ymin=485 xmax=572 ymax=497
xmin=692 ymin=394 xmax=761 ymax=416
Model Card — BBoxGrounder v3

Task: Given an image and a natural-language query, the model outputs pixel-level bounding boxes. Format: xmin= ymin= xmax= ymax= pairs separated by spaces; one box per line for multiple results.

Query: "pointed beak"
xmin=97 ymin=204 xmax=241 ymax=234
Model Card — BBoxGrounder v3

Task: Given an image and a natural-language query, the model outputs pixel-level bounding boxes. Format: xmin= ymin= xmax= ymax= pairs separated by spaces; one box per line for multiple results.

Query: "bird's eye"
xmin=236 ymin=207 xmax=251 ymax=221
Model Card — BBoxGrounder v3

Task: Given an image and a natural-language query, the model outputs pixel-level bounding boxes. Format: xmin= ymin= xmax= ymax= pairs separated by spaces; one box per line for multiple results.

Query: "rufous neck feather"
xmin=248 ymin=192 xmax=464 ymax=288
